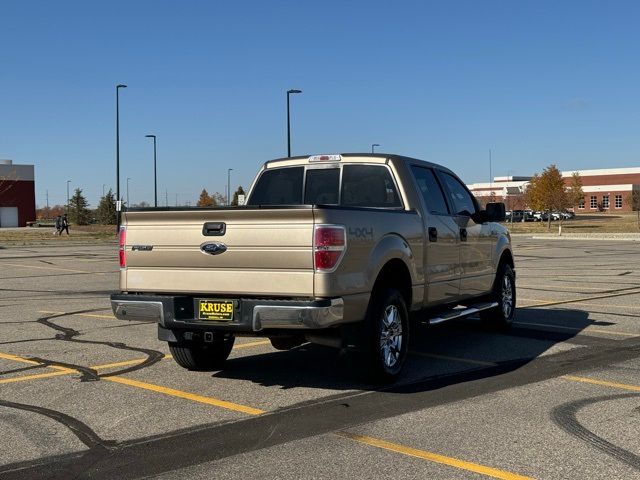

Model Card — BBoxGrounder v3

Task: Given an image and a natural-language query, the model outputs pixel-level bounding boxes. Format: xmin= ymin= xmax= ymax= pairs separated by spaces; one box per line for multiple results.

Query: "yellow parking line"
xmin=519 ymin=299 xmax=640 ymax=310
xmin=519 ymin=284 xmax=612 ymax=292
xmin=0 ymin=262 xmax=87 ymax=274
xmin=563 ymin=375 xmax=640 ymax=392
xmin=104 ymin=376 xmax=265 ymax=415
xmin=0 ymin=338 xmax=271 ymax=386
xmin=519 ymin=288 xmax=640 ymax=309
xmin=410 ymin=351 xmax=498 ymax=366
xmin=513 ymin=321 xmax=637 ymax=337
xmin=0 ymin=351 xmax=72 ymax=372
xmin=336 ymin=432 xmax=533 ymax=480
xmin=38 ymin=310 xmax=116 ymax=319
xmin=91 ymin=358 xmax=157 ymax=370
xmin=234 ymin=339 xmax=272 ymax=349
xmin=91 ymin=341 xmax=270 ymax=371
xmin=0 ymin=370 xmax=73 ymax=384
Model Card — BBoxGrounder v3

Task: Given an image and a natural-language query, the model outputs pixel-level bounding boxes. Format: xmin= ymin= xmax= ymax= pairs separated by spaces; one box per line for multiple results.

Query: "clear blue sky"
xmin=1 ymin=0 xmax=639 ymax=208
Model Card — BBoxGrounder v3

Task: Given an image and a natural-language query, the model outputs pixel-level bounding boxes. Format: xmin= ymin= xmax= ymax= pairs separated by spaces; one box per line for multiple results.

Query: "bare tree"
xmin=627 ymin=190 xmax=640 ymax=230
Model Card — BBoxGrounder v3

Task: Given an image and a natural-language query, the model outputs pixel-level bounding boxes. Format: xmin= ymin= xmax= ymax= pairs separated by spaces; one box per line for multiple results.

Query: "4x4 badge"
xmin=200 ymin=242 xmax=227 ymax=255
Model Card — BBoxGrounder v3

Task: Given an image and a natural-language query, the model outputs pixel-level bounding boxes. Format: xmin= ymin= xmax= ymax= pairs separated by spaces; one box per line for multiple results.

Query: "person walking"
xmin=54 ymin=215 xmax=62 ymax=235
xmin=61 ymin=214 xmax=70 ymax=235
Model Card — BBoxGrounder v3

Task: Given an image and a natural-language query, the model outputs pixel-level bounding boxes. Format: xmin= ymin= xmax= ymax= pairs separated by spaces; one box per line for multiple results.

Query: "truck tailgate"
xmin=121 ymin=208 xmax=315 ymax=296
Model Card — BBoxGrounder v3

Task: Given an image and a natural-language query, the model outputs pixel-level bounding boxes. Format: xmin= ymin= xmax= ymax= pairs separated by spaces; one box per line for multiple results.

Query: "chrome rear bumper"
xmin=110 ymin=294 xmax=344 ymax=331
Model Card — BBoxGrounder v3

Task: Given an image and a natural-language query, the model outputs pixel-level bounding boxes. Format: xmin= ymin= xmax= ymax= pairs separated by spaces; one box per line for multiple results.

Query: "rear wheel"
xmin=364 ymin=288 xmax=409 ymax=383
xmin=480 ymin=263 xmax=516 ymax=329
xmin=169 ymin=333 xmax=235 ymax=371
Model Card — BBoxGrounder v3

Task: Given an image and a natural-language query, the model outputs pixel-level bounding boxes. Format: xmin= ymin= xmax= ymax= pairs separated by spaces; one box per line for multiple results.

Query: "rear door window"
xmin=341 ymin=165 xmax=402 ymax=208
xmin=411 ymin=166 xmax=449 ymax=215
xmin=247 ymin=167 xmax=304 ymax=205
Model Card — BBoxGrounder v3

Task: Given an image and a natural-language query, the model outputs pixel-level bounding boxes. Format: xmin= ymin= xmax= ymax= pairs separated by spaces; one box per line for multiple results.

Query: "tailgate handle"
xmin=202 ymin=222 xmax=226 ymax=236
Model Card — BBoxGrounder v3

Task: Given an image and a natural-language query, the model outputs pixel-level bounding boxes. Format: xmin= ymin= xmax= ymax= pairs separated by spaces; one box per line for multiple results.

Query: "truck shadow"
xmin=212 ymin=307 xmax=595 ymax=391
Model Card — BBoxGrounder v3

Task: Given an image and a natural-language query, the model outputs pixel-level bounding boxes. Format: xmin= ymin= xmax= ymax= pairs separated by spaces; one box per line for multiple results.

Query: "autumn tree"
xmin=566 ymin=172 xmax=585 ymax=213
xmin=627 ymin=190 xmax=640 ymax=230
xmin=525 ymin=165 xmax=570 ymax=229
xmin=197 ymin=189 xmax=215 ymax=207
xmin=96 ymin=189 xmax=117 ymax=224
xmin=231 ymin=186 xmax=246 ymax=206
xmin=68 ymin=188 xmax=91 ymax=225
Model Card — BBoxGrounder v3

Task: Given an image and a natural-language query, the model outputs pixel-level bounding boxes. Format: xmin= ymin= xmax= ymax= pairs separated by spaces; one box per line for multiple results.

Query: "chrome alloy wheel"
xmin=501 ymin=275 xmax=514 ymax=319
xmin=380 ymin=305 xmax=403 ymax=368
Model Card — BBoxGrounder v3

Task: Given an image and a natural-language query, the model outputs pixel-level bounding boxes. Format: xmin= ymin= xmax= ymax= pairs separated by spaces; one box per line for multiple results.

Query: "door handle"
xmin=428 ymin=227 xmax=438 ymax=242
xmin=460 ymin=228 xmax=467 ymax=241
xmin=202 ymin=222 xmax=226 ymax=236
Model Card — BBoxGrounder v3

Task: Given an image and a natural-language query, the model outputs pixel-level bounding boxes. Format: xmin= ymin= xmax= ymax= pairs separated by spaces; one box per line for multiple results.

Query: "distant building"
xmin=467 ymin=167 xmax=640 ymax=212
xmin=0 ymin=160 xmax=36 ymax=227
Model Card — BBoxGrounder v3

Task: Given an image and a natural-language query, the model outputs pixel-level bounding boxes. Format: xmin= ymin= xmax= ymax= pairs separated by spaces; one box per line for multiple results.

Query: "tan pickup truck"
xmin=111 ymin=154 xmax=515 ymax=381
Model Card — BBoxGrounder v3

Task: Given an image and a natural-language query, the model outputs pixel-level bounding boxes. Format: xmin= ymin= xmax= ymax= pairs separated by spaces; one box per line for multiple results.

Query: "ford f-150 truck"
xmin=111 ymin=154 xmax=515 ymax=381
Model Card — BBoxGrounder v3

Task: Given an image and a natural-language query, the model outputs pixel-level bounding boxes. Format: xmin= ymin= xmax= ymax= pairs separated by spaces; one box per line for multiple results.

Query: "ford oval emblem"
xmin=200 ymin=242 xmax=227 ymax=255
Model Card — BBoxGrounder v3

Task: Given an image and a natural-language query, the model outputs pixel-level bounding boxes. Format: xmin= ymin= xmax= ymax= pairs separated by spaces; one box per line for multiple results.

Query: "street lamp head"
xmin=117 ymin=84 xmax=127 ymax=89
xmin=145 ymin=134 xmax=156 ymax=139
xmin=287 ymin=89 xmax=302 ymax=94
xmin=372 ymin=143 xmax=380 ymax=147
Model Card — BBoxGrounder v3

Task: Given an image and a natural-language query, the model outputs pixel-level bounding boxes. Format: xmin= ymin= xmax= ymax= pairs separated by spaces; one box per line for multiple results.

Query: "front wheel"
xmin=365 ymin=288 xmax=409 ymax=383
xmin=480 ymin=263 xmax=516 ymax=329
xmin=169 ymin=333 xmax=235 ymax=371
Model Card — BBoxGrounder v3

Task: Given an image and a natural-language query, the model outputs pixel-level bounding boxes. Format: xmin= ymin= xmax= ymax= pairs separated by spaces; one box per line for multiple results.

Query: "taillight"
xmin=313 ymin=225 xmax=346 ymax=272
xmin=119 ymin=227 xmax=126 ymax=268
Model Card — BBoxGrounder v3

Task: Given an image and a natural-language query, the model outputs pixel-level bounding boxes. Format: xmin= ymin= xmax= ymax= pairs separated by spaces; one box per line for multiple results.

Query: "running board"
xmin=428 ymin=302 xmax=498 ymax=326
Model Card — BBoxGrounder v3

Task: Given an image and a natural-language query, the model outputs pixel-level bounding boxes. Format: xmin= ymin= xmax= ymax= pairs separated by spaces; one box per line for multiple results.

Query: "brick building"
xmin=0 ymin=160 xmax=36 ymax=227
xmin=467 ymin=167 xmax=640 ymax=212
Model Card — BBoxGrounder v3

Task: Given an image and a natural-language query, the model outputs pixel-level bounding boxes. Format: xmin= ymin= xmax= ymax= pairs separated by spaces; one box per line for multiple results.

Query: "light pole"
xmin=102 ymin=184 xmax=106 ymax=197
xmin=287 ymin=89 xmax=302 ymax=157
xmin=66 ymin=180 xmax=71 ymax=216
xmin=116 ymin=84 xmax=127 ymax=230
xmin=227 ymin=168 xmax=233 ymax=206
xmin=145 ymin=134 xmax=157 ymax=207
xmin=126 ymin=178 xmax=131 ymax=206
xmin=371 ymin=143 xmax=380 ymax=153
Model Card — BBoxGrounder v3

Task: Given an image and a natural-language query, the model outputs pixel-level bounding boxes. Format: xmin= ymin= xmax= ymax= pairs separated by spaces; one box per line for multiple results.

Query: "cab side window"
xmin=341 ymin=165 xmax=402 ymax=208
xmin=439 ymin=172 xmax=477 ymax=216
xmin=411 ymin=166 xmax=449 ymax=215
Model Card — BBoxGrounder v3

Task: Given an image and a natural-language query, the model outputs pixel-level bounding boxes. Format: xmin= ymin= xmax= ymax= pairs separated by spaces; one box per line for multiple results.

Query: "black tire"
xmin=169 ymin=333 xmax=235 ymax=371
xmin=269 ymin=335 xmax=305 ymax=351
xmin=364 ymin=288 xmax=409 ymax=383
xmin=480 ymin=263 xmax=516 ymax=330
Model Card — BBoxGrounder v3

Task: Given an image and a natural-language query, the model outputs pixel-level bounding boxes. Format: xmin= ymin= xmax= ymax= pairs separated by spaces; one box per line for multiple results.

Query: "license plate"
xmin=197 ymin=299 xmax=234 ymax=321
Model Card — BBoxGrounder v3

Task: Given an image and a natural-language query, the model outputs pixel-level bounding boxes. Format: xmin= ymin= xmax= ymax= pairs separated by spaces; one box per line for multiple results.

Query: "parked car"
xmin=110 ymin=153 xmax=515 ymax=382
xmin=533 ymin=211 xmax=545 ymax=222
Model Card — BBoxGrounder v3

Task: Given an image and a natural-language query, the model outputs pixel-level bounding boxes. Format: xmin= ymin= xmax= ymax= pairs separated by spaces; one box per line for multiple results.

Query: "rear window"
xmin=248 ymin=164 xmax=402 ymax=208
xmin=247 ymin=167 xmax=304 ymax=205
xmin=304 ymin=168 xmax=340 ymax=204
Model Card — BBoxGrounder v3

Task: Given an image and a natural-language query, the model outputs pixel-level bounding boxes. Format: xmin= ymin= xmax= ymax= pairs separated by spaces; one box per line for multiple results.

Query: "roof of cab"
xmin=263 ymin=153 xmax=453 ymax=175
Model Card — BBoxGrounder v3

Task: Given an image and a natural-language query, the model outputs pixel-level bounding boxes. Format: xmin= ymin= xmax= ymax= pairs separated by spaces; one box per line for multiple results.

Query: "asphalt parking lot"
xmin=0 ymin=238 xmax=639 ymax=479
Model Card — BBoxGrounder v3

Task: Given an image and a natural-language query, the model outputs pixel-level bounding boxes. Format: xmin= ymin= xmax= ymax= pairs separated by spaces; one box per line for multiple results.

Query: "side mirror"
xmin=485 ymin=202 xmax=506 ymax=222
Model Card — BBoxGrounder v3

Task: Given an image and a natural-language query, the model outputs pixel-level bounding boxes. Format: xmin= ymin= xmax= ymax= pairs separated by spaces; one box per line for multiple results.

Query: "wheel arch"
xmin=370 ymin=258 xmax=413 ymax=308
